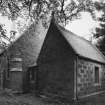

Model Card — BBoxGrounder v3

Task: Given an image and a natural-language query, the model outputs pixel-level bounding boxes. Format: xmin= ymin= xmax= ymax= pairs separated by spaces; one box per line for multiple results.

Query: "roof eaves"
xmin=54 ymin=21 xmax=105 ymax=64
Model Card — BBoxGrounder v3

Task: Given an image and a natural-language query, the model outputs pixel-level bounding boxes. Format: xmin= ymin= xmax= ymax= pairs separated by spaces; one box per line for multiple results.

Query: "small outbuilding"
xmin=0 ymin=19 xmax=49 ymax=92
xmin=0 ymin=18 xmax=105 ymax=101
xmin=37 ymin=19 xmax=105 ymax=100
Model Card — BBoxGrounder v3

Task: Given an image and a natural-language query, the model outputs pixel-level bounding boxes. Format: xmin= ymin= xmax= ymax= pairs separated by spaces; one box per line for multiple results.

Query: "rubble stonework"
xmin=77 ymin=58 xmax=105 ymax=97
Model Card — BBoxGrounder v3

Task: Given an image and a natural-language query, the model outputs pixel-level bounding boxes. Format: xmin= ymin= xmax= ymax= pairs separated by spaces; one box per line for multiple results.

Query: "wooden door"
xmin=27 ymin=66 xmax=38 ymax=93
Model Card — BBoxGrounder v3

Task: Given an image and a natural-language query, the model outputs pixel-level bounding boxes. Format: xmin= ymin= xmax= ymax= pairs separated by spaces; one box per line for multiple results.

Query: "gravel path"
xmin=0 ymin=89 xmax=105 ymax=105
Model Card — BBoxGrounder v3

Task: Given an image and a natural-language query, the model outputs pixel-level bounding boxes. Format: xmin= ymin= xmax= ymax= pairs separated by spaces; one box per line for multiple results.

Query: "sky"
xmin=66 ymin=12 xmax=100 ymax=40
xmin=65 ymin=0 xmax=103 ymax=41
xmin=0 ymin=14 xmax=12 ymax=36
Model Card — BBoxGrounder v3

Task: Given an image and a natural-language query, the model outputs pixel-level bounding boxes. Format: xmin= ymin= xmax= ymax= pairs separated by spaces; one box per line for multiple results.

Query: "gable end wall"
xmin=37 ymin=22 xmax=77 ymax=100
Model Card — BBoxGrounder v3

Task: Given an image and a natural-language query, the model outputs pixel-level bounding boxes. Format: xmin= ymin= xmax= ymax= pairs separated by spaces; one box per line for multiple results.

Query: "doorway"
xmin=27 ymin=66 xmax=38 ymax=93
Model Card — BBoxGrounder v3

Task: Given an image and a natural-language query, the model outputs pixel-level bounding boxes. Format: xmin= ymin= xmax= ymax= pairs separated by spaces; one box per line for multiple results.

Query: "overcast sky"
xmin=0 ymin=14 xmax=12 ymax=35
xmin=66 ymin=12 xmax=100 ymax=40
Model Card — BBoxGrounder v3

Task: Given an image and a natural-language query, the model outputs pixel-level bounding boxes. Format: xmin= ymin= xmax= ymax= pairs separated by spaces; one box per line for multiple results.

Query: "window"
xmin=94 ymin=66 xmax=99 ymax=84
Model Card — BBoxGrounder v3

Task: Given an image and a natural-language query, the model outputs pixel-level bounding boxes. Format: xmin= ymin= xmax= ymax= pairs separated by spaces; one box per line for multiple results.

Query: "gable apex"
xmin=50 ymin=20 xmax=105 ymax=64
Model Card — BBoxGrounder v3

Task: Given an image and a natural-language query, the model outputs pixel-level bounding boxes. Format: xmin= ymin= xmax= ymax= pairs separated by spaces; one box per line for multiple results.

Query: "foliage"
xmin=94 ymin=1 xmax=105 ymax=38
xmin=0 ymin=24 xmax=16 ymax=48
xmin=93 ymin=1 xmax=105 ymax=55
xmin=0 ymin=0 xmax=95 ymax=24
xmin=0 ymin=0 xmax=96 ymax=48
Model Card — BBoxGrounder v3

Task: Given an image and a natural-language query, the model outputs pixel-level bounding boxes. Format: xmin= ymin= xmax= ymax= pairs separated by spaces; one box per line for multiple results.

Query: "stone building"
xmin=0 ymin=19 xmax=105 ymax=101
xmin=0 ymin=19 xmax=50 ymax=92
xmin=37 ymin=20 xmax=105 ymax=100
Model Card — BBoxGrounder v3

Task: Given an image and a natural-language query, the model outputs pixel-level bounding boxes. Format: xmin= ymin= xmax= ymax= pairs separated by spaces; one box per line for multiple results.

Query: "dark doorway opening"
xmin=27 ymin=66 xmax=39 ymax=93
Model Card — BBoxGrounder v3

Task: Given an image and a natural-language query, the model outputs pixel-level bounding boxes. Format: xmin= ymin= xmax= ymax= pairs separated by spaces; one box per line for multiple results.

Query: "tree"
xmin=0 ymin=0 xmax=96 ymax=44
xmin=93 ymin=1 xmax=105 ymax=55
xmin=0 ymin=0 xmax=95 ymax=23
xmin=0 ymin=24 xmax=16 ymax=48
xmin=94 ymin=1 xmax=105 ymax=38
xmin=0 ymin=0 xmax=97 ymax=50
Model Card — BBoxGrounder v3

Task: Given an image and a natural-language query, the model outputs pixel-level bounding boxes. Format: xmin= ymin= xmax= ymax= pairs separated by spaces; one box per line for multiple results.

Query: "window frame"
xmin=94 ymin=65 xmax=100 ymax=86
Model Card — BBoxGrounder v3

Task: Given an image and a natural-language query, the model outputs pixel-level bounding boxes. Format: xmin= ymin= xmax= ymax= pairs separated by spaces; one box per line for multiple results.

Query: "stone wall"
xmin=77 ymin=58 xmax=105 ymax=98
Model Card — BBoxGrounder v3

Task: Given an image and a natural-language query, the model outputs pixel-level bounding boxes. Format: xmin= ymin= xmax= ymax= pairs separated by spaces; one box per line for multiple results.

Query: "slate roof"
xmin=57 ymin=24 xmax=105 ymax=64
xmin=12 ymin=20 xmax=50 ymax=67
xmin=0 ymin=20 xmax=50 ymax=67
xmin=1 ymin=18 xmax=105 ymax=66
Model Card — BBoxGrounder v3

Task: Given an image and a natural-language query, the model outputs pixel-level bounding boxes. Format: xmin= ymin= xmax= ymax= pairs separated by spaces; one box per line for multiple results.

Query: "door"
xmin=27 ymin=66 xmax=38 ymax=93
